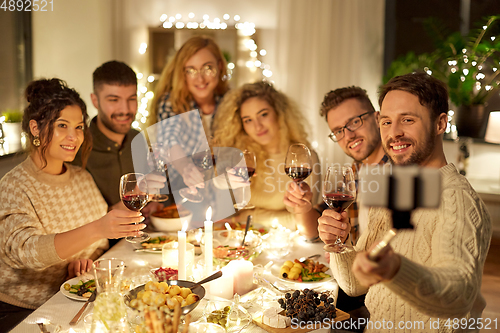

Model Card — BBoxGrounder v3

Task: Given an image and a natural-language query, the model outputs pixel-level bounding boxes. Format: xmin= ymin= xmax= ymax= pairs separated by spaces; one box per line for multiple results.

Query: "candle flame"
xmin=225 ymin=222 xmax=232 ymax=230
xmin=182 ymin=220 xmax=188 ymax=232
xmin=206 ymin=206 xmax=212 ymax=221
xmin=69 ymin=329 xmax=76 ymax=333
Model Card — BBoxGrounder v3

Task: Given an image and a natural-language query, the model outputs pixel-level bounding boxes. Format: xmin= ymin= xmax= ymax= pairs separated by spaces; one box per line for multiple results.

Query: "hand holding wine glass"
xmin=120 ymin=172 xmax=150 ymax=243
xmin=230 ymin=150 xmax=256 ymax=210
xmin=322 ymin=165 xmax=356 ymax=253
xmin=284 ymin=143 xmax=313 ymax=213
xmin=147 ymin=143 xmax=169 ymax=202
xmin=176 ymin=137 xmax=216 ymax=203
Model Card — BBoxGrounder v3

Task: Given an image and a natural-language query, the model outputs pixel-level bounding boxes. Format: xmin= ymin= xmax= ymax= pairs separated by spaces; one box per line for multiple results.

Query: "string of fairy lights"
xmin=132 ymin=13 xmax=272 ymax=130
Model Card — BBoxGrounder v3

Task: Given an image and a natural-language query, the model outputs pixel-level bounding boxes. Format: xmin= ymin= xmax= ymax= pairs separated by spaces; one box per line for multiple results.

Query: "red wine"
xmin=285 ymin=167 xmax=312 ymax=182
xmin=234 ymin=167 xmax=255 ymax=181
xmin=122 ymin=194 xmax=148 ymax=211
xmin=192 ymin=152 xmax=216 ymax=170
xmin=323 ymin=193 xmax=355 ymax=212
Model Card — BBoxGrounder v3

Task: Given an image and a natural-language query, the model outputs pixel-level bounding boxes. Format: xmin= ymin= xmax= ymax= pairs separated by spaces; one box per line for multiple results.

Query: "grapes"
xmin=277 ymin=290 xmax=336 ymax=325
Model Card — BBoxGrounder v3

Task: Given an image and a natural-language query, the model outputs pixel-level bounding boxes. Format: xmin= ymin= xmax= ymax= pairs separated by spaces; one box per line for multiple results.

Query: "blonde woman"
xmin=212 ymin=82 xmax=320 ymax=240
xmin=149 ymin=36 xmax=229 ymax=197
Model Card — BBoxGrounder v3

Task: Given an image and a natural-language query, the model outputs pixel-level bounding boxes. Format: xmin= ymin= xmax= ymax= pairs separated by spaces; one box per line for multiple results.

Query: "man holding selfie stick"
xmin=318 ymin=73 xmax=492 ymax=332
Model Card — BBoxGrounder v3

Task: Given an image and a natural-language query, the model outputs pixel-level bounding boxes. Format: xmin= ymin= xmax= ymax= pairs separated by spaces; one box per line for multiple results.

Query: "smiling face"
xmin=379 ymin=90 xmax=438 ymax=166
xmin=184 ymin=47 xmax=220 ymax=105
xmin=326 ymin=99 xmax=381 ymax=162
xmin=240 ymin=97 xmax=280 ymax=153
xmin=45 ymin=105 xmax=85 ymax=166
xmin=92 ymin=83 xmax=137 ymax=135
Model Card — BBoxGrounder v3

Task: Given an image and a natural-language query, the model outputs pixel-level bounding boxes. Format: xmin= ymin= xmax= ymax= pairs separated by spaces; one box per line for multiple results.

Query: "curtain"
xmin=273 ymin=0 xmax=385 ymax=168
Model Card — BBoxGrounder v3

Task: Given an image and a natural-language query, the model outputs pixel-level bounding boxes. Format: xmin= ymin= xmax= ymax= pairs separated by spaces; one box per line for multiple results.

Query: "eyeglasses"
xmin=328 ymin=111 xmax=375 ymax=142
xmin=185 ymin=65 xmax=217 ymax=79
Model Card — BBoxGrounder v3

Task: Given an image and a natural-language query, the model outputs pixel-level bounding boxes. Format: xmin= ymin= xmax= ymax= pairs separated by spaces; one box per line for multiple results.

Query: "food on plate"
xmin=152 ymin=204 xmax=190 ymax=219
xmin=129 ymin=281 xmax=200 ymax=311
xmin=64 ymin=278 xmax=96 ymax=298
xmin=278 ymin=289 xmax=336 ymax=324
xmin=141 ymin=235 xmax=176 ymax=249
xmin=214 ymin=221 xmax=268 ymax=234
xmin=213 ymin=245 xmax=251 ymax=260
xmin=152 ymin=267 xmax=178 ymax=281
xmin=262 ymin=307 xmax=291 ymax=328
xmin=206 ymin=306 xmax=231 ymax=327
xmin=279 ymin=259 xmax=330 ymax=282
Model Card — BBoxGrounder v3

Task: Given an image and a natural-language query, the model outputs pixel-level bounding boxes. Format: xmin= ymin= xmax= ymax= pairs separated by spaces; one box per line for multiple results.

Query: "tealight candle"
xmin=178 ymin=221 xmax=188 ymax=280
xmin=204 ymin=207 xmax=213 ymax=277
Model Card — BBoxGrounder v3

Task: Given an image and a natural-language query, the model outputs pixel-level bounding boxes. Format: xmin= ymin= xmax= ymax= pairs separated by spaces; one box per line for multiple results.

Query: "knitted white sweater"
xmin=330 ymin=163 xmax=492 ymax=333
xmin=0 ymin=157 xmax=108 ymax=309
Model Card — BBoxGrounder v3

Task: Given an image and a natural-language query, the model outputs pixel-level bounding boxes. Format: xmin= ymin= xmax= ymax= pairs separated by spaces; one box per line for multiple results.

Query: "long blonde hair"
xmin=213 ymin=82 xmax=311 ymax=186
xmin=149 ymin=36 xmax=229 ymax=125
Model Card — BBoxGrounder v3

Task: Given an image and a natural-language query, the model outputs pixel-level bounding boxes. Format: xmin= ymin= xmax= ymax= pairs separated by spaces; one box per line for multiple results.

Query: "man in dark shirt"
xmin=73 ymin=61 xmax=162 ymax=245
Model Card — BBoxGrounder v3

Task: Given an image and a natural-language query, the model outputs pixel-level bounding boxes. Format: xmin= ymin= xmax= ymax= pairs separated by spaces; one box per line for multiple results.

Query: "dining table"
xmin=11 ymin=229 xmax=340 ymax=333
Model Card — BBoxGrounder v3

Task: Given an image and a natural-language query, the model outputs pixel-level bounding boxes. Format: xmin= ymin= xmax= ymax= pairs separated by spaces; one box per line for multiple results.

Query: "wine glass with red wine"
xmin=284 ymin=143 xmax=313 ymax=213
xmin=322 ymin=165 xmax=356 ymax=253
xmin=232 ymin=150 xmax=257 ymax=210
xmin=120 ymin=173 xmax=150 ymax=243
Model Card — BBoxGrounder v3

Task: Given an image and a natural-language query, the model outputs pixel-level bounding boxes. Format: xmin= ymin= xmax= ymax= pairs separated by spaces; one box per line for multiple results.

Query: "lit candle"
xmin=178 ymin=221 xmax=188 ymax=280
xmin=204 ymin=207 xmax=213 ymax=277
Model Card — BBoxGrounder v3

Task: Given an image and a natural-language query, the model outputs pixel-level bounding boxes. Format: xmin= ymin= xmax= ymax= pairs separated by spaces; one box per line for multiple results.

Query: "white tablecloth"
xmin=12 ymin=233 xmax=337 ymax=333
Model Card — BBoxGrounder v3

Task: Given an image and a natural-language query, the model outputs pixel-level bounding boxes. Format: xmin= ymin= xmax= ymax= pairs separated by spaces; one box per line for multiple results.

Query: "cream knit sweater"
xmin=330 ymin=163 xmax=492 ymax=333
xmin=0 ymin=157 xmax=108 ymax=309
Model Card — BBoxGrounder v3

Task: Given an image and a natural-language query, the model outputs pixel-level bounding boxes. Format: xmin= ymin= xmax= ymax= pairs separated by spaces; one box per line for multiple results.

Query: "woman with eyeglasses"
xmin=148 ymin=36 xmax=230 ymax=209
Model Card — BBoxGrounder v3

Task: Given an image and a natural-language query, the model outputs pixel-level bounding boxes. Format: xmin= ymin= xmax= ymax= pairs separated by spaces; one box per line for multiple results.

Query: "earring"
xmin=33 ymin=136 xmax=40 ymax=147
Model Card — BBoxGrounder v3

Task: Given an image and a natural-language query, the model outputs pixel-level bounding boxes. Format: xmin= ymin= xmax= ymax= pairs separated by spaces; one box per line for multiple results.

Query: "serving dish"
xmin=201 ymin=230 xmax=263 ymax=266
xmin=150 ymin=205 xmax=193 ymax=232
xmin=124 ymin=280 xmax=205 ymax=315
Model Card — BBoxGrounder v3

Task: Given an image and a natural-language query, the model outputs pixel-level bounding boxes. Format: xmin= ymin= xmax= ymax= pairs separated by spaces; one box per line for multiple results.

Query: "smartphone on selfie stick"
xmin=358 ymin=165 xmax=442 ymax=261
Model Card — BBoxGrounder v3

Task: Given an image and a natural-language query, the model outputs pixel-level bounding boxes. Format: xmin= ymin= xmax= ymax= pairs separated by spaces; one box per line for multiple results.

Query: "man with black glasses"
xmin=284 ymin=87 xmax=386 ymax=330
xmin=285 ymin=86 xmax=386 ymax=240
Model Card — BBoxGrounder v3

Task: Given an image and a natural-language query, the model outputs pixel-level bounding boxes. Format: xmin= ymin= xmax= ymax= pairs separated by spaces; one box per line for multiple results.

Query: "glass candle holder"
xmin=162 ymin=242 xmax=195 ymax=278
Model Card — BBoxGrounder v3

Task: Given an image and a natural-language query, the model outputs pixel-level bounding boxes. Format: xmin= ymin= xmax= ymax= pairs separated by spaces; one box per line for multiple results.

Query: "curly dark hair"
xmin=319 ymin=86 xmax=376 ymax=120
xmin=22 ymin=78 xmax=92 ymax=169
xmin=378 ymin=72 xmax=449 ymax=120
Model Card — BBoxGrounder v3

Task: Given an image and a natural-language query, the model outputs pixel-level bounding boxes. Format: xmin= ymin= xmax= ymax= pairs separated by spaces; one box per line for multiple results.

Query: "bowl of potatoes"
xmin=124 ymin=280 xmax=205 ymax=315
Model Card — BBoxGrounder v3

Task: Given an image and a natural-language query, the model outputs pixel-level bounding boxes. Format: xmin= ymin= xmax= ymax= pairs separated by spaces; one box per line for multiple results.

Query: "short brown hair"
xmin=378 ymin=72 xmax=449 ymax=120
xmin=320 ymin=86 xmax=375 ymax=120
xmin=93 ymin=60 xmax=137 ymax=92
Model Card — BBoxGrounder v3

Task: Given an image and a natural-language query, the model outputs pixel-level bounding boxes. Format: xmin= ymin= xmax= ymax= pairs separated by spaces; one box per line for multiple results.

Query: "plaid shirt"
xmin=154 ymin=93 xmax=222 ymax=189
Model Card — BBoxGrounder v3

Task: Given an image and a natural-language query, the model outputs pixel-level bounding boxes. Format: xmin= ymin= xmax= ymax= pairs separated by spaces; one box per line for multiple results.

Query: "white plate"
xmin=60 ymin=276 xmax=94 ymax=302
xmin=270 ymin=260 xmax=334 ymax=285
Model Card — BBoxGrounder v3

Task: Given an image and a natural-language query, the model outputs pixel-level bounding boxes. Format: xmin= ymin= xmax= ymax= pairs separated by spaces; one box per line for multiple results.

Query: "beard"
xmin=97 ymin=100 xmax=134 ymax=135
xmin=100 ymin=113 xmax=134 ymax=135
xmin=344 ymin=135 xmax=381 ymax=163
xmin=384 ymin=128 xmax=435 ymax=166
